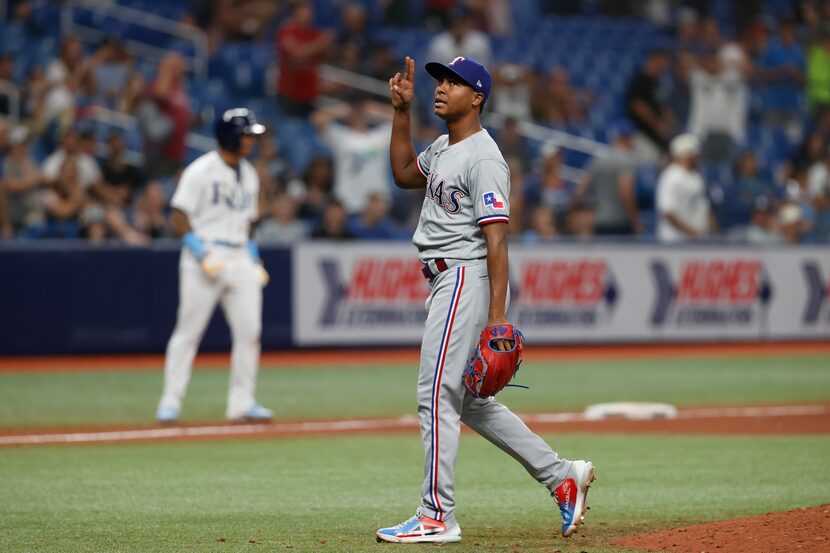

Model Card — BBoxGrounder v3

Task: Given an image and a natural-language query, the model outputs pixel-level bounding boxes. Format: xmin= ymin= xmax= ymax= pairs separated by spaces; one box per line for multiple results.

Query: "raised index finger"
xmin=404 ymin=56 xmax=414 ymax=82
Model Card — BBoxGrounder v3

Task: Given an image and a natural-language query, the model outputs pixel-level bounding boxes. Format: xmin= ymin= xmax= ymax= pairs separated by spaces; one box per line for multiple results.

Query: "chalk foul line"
xmin=0 ymin=404 xmax=827 ymax=446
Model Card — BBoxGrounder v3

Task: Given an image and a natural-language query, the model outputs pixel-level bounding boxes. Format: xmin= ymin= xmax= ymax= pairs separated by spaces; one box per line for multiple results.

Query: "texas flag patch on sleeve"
xmin=482 ymin=192 xmax=505 ymax=209
xmin=478 ymin=191 xmax=509 ymax=225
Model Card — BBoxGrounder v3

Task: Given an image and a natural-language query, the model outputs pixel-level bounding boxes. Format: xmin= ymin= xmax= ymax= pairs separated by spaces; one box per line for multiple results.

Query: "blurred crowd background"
xmin=0 ymin=0 xmax=829 ymax=245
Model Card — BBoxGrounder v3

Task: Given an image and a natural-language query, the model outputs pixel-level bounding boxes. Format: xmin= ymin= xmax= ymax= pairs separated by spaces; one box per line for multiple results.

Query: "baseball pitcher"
xmin=376 ymin=56 xmax=595 ymax=544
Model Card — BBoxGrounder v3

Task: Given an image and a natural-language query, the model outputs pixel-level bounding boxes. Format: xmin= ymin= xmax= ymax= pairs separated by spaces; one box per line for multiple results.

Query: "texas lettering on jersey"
xmin=426 ymin=171 xmax=465 ymax=215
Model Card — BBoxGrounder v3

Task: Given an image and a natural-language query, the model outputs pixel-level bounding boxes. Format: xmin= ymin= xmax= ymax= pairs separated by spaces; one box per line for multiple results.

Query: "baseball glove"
xmin=463 ymin=324 xmax=525 ymax=398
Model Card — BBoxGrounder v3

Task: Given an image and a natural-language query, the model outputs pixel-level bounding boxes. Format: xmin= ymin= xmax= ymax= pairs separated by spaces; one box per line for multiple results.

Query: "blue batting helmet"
xmin=214 ymin=108 xmax=265 ymax=152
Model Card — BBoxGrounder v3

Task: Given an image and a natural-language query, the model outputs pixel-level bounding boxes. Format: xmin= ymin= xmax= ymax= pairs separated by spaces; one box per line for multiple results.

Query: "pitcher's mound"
xmin=614 ymin=504 xmax=830 ymax=553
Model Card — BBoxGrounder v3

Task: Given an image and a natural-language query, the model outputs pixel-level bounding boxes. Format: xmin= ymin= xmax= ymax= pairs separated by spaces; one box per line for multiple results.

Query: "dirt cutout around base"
xmin=615 ymin=504 xmax=830 ymax=553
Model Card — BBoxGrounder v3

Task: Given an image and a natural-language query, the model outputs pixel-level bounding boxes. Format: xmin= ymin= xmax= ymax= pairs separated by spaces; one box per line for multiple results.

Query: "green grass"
xmin=1 ymin=433 xmax=828 ymax=553
xmin=0 ymin=354 xmax=828 ymax=427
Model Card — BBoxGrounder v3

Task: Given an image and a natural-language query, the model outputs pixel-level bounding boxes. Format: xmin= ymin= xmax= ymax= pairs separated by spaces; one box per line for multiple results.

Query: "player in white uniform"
xmin=156 ymin=108 xmax=273 ymax=423
xmin=376 ymin=57 xmax=595 ymax=544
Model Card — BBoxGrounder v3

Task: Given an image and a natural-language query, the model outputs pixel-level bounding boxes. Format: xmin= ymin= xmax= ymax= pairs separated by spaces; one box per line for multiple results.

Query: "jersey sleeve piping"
xmin=416 ymin=155 xmax=429 ymax=178
xmin=477 ymin=214 xmax=510 ymax=226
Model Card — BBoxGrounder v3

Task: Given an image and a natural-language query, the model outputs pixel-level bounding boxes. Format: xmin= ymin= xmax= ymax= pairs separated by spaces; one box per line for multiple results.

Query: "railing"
xmin=85 ymin=105 xmax=214 ymax=162
xmin=61 ymin=0 xmax=208 ymax=82
xmin=320 ymin=64 xmax=391 ymax=98
xmin=0 ymin=79 xmax=21 ymax=123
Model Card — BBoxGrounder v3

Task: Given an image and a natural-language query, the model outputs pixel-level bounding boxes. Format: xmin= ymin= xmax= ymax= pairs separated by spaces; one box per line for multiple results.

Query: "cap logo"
xmin=450 ymin=56 xmax=465 ymax=66
xmin=476 ymin=80 xmax=482 ymax=87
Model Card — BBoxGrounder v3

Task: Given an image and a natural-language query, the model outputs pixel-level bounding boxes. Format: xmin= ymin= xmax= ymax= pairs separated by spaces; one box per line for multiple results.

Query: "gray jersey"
xmin=412 ymin=130 xmax=510 ymax=262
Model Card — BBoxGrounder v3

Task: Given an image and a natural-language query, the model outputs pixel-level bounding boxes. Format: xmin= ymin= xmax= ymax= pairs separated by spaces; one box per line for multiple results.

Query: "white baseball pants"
xmin=158 ymin=246 xmax=263 ymax=419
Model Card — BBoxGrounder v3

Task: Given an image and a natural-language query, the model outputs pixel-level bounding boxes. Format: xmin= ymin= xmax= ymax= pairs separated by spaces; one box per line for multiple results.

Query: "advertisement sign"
xmin=293 ymin=243 xmax=830 ymax=346
xmin=293 ymin=242 xmax=429 ymax=345
xmin=765 ymin=250 xmax=830 ymax=339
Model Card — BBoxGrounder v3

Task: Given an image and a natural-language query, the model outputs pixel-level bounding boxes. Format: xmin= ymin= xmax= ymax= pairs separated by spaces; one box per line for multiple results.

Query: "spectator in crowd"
xmin=101 ymin=131 xmax=145 ymax=208
xmin=256 ymin=192 xmax=309 ymax=244
xmin=806 ymin=23 xmax=830 ymax=112
xmin=0 ymin=54 xmax=15 ymax=117
xmin=426 ymin=6 xmax=492 ymax=68
xmin=625 ymin=49 xmax=672 ymax=162
xmin=291 ymin=155 xmax=334 ymax=221
xmin=275 ymin=2 xmax=335 ymax=118
xmin=565 ymin=199 xmax=595 ymax=239
xmin=118 ymin=72 xmax=146 ymax=115
xmin=250 ymin=130 xmax=287 ymax=204
xmin=688 ymin=44 xmax=750 ymax=163
xmin=424 ymin=0 xmax=457 ymax=29
xmin=39 ymin=36 xmax=85 ymax=135
xmin=667 ymin=51 xmax=694 ymax=129
xmin=675 ymin=7 xmax=702 ymax=55
xmin=335 ymin=3 xmax=373 ymax=63
xmin=731 ymin=196 xmax=785 ymax=244
xmin=656 ymin=133 xmax=716 ymax=242
xmin=531 ymin=67 xmax=592 ymax=125
xmin=525 ymin=142 xmax=576 ymax=232
xmin=492 ymin=63 xmax=532 ymax=121
xmin=79 ymin=204 xmax=108 ymax=243
xmin=1 ymin=126 xmax=42 ymax=236
xmin=348 ymin=192 xmax=399 ymax=240
xmin=311 ymin=199 xmax=356 ymax=240
xmin=495 ymin=117 xmax=532 ymax=174
xmin=311 ymin=99 xmax=393 ymax=215
xmin=572 ymin=121 xmax=641 ymax=235
xmin=84 ymin=36 xmax=134 ymax=109
xmin=208 ymin=0 xmax=280 ymax=44
xmin=734 ymin=150 xmax=776 ymax=208
xmin=41 ymin=127 xmax=103 ymax=193
xmin=505 ymin=156 xmax=527 ymax=237
xmin=367 ymin=43 xmax=400 ymax=83
xmin=41 ymin=157 xmax=84 ymax=238
xmin=522 ymin=204 xmax=558 ymax=243
xmin=0 ymin=119 xmax=10 ymax=164
xmin=806 ymin=146 xmax=830 ymax=238
xmin=785 ymin=126 xmax=827 ymax=184
xmin=128 ymin=181 xmax=171 ymax=239
xmin=756 ymin=18 xmax=805 ymax=125
xmin=139 ymin=52 xmax=191 ymax=178
xmin=778 ymin=201 xmax=810 ymax=243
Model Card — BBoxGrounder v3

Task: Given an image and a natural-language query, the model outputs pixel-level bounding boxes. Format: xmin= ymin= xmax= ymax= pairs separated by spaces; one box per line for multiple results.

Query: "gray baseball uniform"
xmin=413 ymin=129 xmax=572 ymax=525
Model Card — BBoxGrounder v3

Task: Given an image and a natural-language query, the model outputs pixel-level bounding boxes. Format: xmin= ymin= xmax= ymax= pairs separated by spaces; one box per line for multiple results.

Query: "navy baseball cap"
xmin=425 ymin=57 xmax=492 ymax=103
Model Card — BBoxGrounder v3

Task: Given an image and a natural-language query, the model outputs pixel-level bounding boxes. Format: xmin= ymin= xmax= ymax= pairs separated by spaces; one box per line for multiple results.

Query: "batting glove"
xmin=257 ymin=264 xmax=270 ymax=286
xmin=199 ymin=252 xmax=224 ymax=278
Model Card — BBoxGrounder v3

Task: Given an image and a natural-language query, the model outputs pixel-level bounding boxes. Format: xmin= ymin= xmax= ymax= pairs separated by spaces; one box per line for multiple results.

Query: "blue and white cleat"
xmin=553 ymin=460 xmax=595 ymax=537
xmin=229 ymin=404 xmax=273 ymax=422
xmin=155 ymin=404 xmax=180 ymax=424
xmin=376 ymin=514 xmax=462 ymax=544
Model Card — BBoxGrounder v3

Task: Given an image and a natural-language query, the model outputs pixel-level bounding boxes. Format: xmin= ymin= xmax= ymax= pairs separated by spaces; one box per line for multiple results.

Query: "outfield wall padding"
xmin=0 ymin=242 xmax=828 ymax=354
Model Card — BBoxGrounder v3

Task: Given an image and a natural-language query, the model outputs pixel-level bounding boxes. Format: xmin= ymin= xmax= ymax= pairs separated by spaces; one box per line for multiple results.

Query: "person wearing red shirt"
xmin=143 ymin=53 xmax=191 ymax=178
xmin=275 ymin=2 xmax=334 ymax=117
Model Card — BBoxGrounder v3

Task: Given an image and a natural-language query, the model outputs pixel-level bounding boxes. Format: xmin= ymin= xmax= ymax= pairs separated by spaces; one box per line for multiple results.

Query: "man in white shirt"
xmin=426 ymin=9 xmax=492 ymax=70
xmin=41 ymin=128 xmax=103 ymax=191
xmin=688 ymin=46 xmax=750 ymax=162
xmin=657 ymin=133 xmax=715 ymax=242
xmin=312 ymin=100 xmax=393 ymax=215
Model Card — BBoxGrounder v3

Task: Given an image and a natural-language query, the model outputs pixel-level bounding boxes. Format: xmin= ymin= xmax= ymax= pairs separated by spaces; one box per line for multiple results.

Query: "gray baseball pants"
xmin=417 ymin=259 xmax=571 ymax=525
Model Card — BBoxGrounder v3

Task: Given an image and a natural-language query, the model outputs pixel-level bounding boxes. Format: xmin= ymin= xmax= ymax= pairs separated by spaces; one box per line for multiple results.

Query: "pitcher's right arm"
xmin=389 ymin=56 xmax=427 ymax=189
